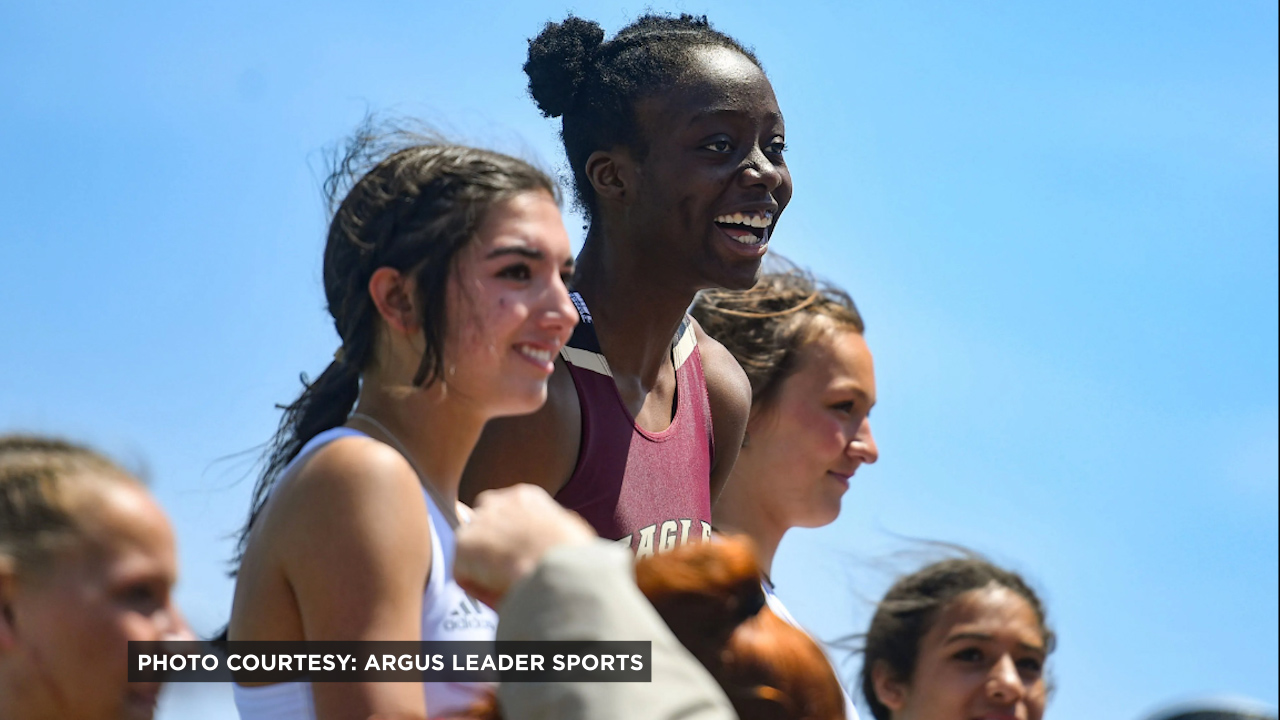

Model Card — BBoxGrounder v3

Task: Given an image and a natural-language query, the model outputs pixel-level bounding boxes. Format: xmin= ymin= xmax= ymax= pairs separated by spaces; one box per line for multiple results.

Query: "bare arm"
xmin=460 ymin=358 xmax=581 ymax=505
xmin=273 ymin=438 xmax=433 ymax=720
xmin=692 ymin=320 xmax=752 ymax=505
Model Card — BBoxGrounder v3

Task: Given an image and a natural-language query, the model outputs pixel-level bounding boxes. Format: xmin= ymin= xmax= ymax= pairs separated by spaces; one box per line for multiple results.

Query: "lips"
xmin=713 ymin=209 xmax=775 ymax=247
xmin=514 ymin=342 xmax=557 ymax=374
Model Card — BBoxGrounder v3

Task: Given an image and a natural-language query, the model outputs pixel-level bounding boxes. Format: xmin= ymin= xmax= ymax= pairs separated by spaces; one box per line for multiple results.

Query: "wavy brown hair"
xmin=234 ymin=122 xmax=558 ymax=565
xmin=693 ymin=259 xmax=864 ymax=414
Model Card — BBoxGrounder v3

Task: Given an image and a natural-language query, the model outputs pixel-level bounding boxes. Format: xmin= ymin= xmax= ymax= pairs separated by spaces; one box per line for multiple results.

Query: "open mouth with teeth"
xmin=714 ymin=211 xmax=774 ymax=246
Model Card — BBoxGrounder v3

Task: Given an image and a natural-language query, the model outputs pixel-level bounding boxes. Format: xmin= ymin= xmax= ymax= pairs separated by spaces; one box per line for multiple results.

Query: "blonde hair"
xmin=0 ymin=434 xmax=138 ymax=575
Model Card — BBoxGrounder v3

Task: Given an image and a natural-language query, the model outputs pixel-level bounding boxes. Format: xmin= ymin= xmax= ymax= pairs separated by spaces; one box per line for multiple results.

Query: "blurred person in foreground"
xmin=439 ymin=484 xmax=845 ymax=720
xmin=0 ymin=434 xmax=192 ymax=720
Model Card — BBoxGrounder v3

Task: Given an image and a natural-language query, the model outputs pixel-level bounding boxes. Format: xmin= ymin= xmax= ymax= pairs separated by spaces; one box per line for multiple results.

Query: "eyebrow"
xmin=830 ymin=385 xmax=873 ymax=405
xmin=944 ymin=632 xmax=1045 ymax=654
xmin=486 ymin=244 xmax=575 ymax=269
xmin=687 ymin=108 xmax=784 ymax=126
xmin=485 ymin=246 xmax=543 ymax=261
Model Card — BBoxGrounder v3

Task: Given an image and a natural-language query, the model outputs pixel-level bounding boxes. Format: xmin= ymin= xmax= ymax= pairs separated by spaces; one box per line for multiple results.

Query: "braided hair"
xmin=524 ymin=13 xmax=761 ymax=220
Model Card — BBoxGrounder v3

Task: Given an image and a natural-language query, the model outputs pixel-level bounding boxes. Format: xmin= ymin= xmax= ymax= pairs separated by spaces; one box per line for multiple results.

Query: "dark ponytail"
xmin=233 ymin=122 xmax=558 ymax=564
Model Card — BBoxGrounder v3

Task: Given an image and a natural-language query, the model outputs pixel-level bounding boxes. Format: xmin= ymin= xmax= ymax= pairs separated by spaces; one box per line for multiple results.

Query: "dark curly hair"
xmin=692 ymin=259 xmax=864 ymax=413
xmin=524 ymin=13 xmax=761 ymax=220
xmin=234 ymin=121 xmax=557 ymax=564
xmin=858 ymin=556 xmax=1055 ymax=720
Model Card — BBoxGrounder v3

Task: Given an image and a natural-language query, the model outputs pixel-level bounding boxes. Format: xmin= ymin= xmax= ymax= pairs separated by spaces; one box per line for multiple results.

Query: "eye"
xmin=766 ymin=137 xmax=787 ymax=155
xmin=118 ymin=582 xmax=164 ymax=613
xmin=952 ymin=647 xmax=985 ymax=663
xmin=831 ymin=401 xmax=855 ymax=414
xmin=1017 ymin=657 xmax=1044 ymax=675
xmin=498 ymin=263 xmax=532 ymax=281
xmin=701 ymin=138 xmax=733 ymax=154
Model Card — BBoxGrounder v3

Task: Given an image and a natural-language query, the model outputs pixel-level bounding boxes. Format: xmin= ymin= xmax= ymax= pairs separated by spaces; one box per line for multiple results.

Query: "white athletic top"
xmin=762 ymin=578 xmax=860 ymax=720
xmin=233 ymin=427 xmax=497 ymax=720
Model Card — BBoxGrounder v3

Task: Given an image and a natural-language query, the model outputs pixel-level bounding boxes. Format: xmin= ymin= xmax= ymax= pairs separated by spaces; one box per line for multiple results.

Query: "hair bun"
xmin=524 ymin=16 xmax=605 ymax=118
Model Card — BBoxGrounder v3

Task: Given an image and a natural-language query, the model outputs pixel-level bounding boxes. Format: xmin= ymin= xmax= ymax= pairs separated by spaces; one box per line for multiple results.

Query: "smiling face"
xmin=444 ymin=189 xmax=577 ymax=418
xmin=733 ymin=323 xmax=877 ymax=529
xmin=624 ymin=45 xmax=792 ymax=290
xmin=878 ymin=586 xmax=1050 ymax=720
xmin=3 ymin=478 xmax=189 ymax=720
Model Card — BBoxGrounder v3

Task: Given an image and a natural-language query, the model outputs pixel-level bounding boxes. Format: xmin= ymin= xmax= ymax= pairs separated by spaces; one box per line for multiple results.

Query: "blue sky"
xmin=1 ymin=1 xmax=1276 ymax=718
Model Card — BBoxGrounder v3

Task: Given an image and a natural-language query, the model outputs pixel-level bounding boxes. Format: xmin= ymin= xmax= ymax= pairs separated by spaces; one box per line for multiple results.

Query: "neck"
xmin=576 ymin=229 xmax=700 ymax=385
xmin=349 ymin=376 xmax=488 ymax=505
xmin=714 ymin=468 xmax=788 ymax=577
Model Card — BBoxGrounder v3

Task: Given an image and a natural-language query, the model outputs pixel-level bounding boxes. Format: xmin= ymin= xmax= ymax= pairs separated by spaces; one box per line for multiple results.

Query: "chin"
xmin=709 ymin=258 xmax=764 ymax=291
xmin=489 ymin=384 xmax=549 ymax=418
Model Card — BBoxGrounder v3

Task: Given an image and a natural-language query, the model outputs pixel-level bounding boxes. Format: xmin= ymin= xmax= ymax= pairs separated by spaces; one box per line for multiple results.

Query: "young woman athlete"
xmin=860 ymin=556 xmax=1054 ymax=720
xmin=0 ymin=434 xmax=192 ymax=720
xmin=462 ymin=14 xmax=792 ymax=557
xmin=227 ymin=132 xmax=577 ymax=720
xmin=693 ymin=264 xmax=877 ymax=717
xmin=692 ymin=265 xmax=878 ymax=595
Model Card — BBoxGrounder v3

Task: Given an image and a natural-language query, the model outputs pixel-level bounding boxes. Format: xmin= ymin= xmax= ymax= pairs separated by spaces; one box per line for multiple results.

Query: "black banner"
xmin=128 ymin=641 xmax=651 ymax=683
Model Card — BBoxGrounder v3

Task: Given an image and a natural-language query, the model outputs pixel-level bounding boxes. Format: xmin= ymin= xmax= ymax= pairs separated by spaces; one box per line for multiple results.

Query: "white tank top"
xmin=233 ymin=427 xmax=497 ymax=719
xmin=762 ymin=578 xmax=860 ymax=720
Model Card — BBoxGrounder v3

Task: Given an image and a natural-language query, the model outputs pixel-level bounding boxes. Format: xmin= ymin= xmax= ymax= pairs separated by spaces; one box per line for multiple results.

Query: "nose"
xmin=846 ymin=417 xmax=878 ymax=465
xmin=986 ymin=654 xmax=1025 ymax=704
xmin=738 ymin=145 xmax=783 ymax=194
xmin=540 ymin=273 xmax=579 ymax=343
xmin=160 ymin=602 xmax=196 ymax=641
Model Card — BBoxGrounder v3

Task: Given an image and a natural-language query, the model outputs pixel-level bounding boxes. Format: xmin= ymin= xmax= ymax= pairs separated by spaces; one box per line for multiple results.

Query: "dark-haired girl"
xmin=462 ymin=14 xmax=791 ymax=558
xmin=227 ymin=136 xmax=577 ymax=720
xmin=861 ymin=557 xmax=1054 ymax=720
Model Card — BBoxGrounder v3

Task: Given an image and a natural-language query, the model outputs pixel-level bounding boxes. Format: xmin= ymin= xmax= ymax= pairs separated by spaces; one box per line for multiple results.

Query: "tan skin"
xmin=228 ymin=190 xmax=576 ymax=720
xmin=714 ymin=322 xmax=879 ymax=575
xmin=0 ymin=478 xmax=192 ymax=720
xmin=462 ymin=45 xmax=792 ymax=507
xmin=873 ymin=586 xmax=1050 ymax=720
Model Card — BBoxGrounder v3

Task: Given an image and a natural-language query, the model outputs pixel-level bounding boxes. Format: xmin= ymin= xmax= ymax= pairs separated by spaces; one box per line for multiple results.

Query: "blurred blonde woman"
xmin=0 ymin=434 xmax=191 ymax=720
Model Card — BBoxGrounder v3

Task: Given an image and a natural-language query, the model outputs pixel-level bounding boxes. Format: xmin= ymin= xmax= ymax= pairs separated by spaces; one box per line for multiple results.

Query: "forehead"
xmin=465 ymin=190 xmax=570 ymax=255
xmin=637 ymin=45 xmax=780 ymax=127
xmin=71 ymin=480 xmax=176 ymax=575
xmin=927 ymin=585 xmax=1045 ymax=648
xmin=790 ymin=325 xmax=874 ymax=389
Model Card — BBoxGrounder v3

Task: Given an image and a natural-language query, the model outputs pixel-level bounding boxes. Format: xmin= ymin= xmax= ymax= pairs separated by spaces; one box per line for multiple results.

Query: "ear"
xmin=583 ymin=149 xmax=634 ymax=206
xmin=0 ymin=558 xmax=18 ymax=651
xmin=368 ymin=267 xmax=419 ymax=334
xmin=872 ymin=660 xmax=908 ymax=713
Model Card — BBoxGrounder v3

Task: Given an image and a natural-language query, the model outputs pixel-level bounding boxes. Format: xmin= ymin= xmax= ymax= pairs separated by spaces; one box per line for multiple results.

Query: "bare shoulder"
xmin=460 ymin=358 xmax=581 ymax=504
xmin=691 ymin=318 xmax=752 ymax=418
xmin=691 ymin=318 xmax=751 ymax=502
xmin=269 ymin=435 xmax=433 ymax=586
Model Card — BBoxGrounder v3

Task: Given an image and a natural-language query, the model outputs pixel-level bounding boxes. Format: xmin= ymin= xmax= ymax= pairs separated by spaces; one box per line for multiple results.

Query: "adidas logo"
xmin=443 ymin=596 xmax=496 ymax=632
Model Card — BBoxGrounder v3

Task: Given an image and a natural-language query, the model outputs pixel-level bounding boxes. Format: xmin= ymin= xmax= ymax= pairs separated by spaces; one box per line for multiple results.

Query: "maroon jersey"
xmin=555 ymin=292 xmax=715 ymax=557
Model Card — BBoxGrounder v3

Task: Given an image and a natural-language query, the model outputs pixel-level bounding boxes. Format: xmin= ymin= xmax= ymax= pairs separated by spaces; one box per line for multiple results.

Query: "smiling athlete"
xmin=461 ymin=14 xmax=792 ymax=557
